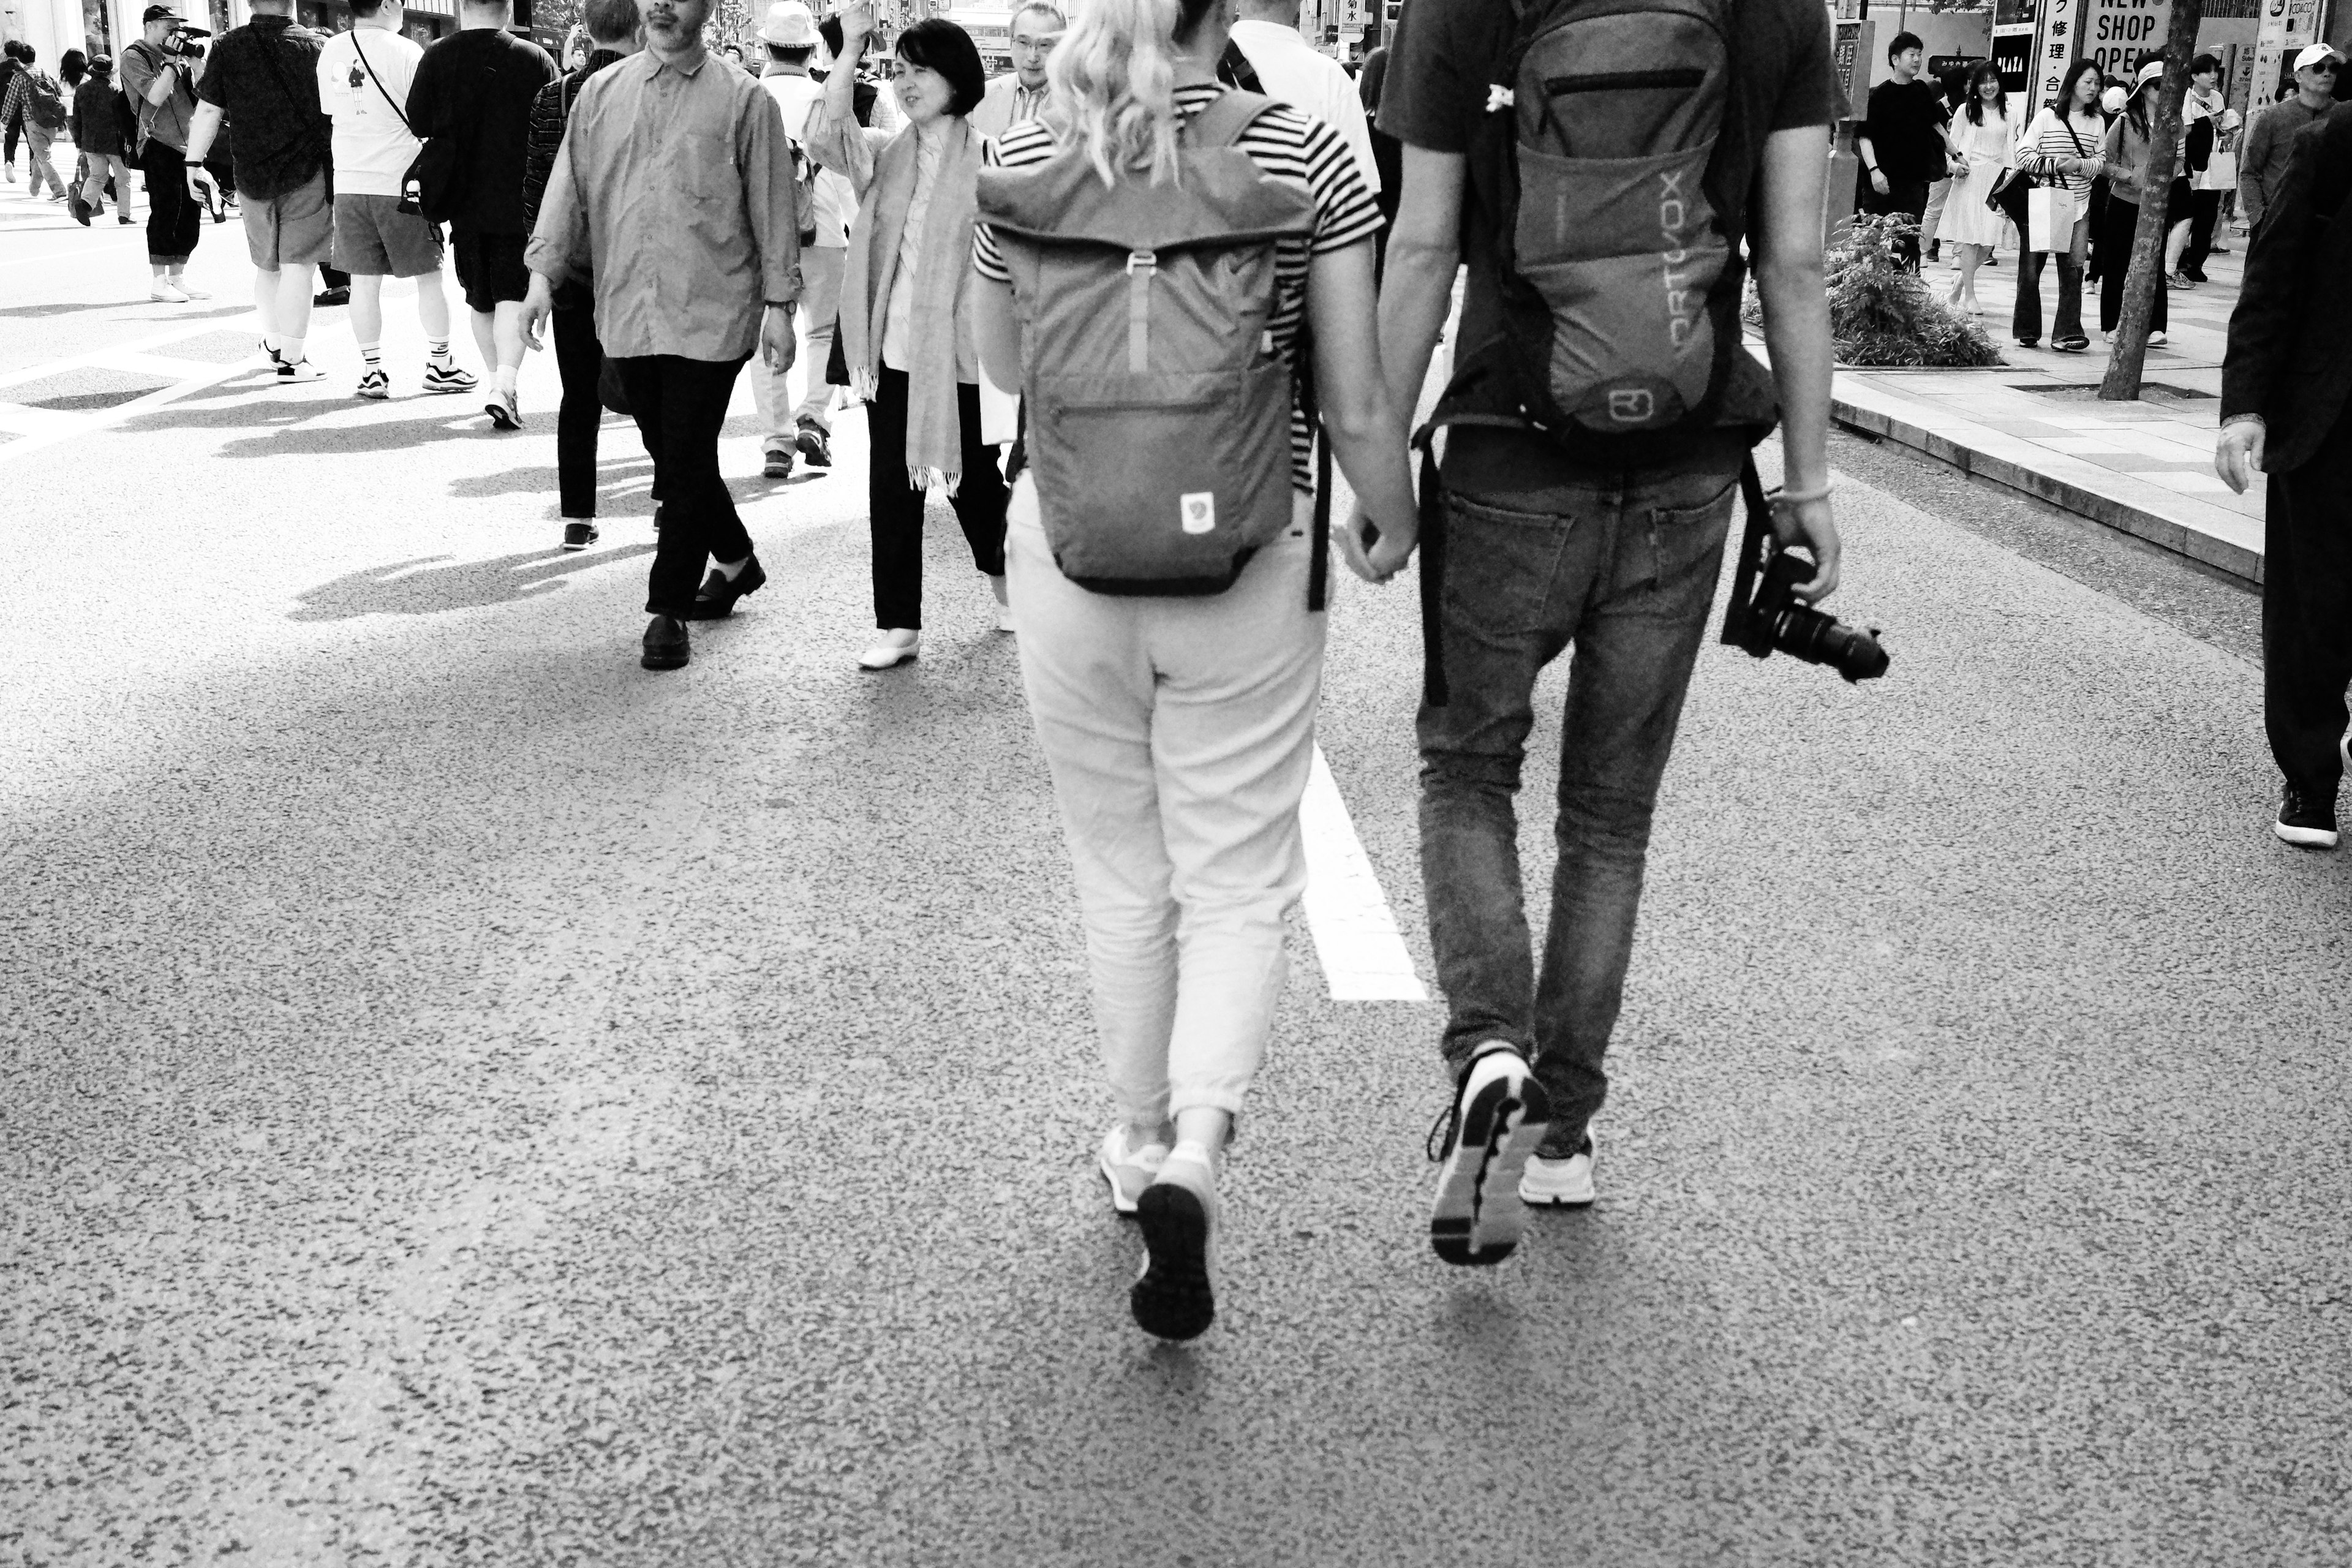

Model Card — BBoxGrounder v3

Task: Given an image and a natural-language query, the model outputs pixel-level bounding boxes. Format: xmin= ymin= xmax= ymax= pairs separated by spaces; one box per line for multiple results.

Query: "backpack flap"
xmin=976 ymin=105 xmax=1319 ymax=596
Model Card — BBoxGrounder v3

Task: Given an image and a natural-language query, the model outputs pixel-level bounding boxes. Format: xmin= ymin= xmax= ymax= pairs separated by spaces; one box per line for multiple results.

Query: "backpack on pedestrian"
xmin=974 ymin=89 xmax=1319 ymax=596
xmin=1430 ymin=0 xmax=1741 ymax=444
xmin=28 ymin=72 xmax=69 ymax=132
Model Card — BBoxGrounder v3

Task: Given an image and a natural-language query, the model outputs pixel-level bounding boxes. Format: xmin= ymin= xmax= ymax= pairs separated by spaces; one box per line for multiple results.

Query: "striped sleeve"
xmin=971 ymin=121 xmax=1055 ymax=282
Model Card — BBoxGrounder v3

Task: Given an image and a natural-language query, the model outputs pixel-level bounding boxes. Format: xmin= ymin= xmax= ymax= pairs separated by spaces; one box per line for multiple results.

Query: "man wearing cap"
xmin=181 ymin=0 xmax=335 ymax=385
xmin=749 ymin=0 xmax=849 ymax=477
xmin=118 ymin=6 xmax=210 ymax=302
xmin=969 ymin=1 xmax=1061 ymax=140
xmin=2239 ymin=45 xmax=2341 ymax=238
xmin=2216 ymin=86 xmax=2352 ymax=851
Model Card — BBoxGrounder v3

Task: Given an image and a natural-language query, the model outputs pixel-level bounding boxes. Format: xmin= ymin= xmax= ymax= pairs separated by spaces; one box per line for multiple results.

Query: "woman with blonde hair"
xmin=808 ymin=1 xmax=1011 ymax=670
xmin=972 ymin=0 xmax=1417 ymax=1340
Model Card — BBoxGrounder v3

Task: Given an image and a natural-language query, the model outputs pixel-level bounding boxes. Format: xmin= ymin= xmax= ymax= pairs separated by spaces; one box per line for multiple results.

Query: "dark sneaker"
xmin=485 ymin=388 xmax=521 ymax=430
xmin=1131 ymin=1152 xmax=1217 ymax=1341
xmin=313 ymin=285 xmax=350 ymax=307
xmin=421 ymin=361 xmax=477 ymax=395
xmin=355 ymin=368 xmax=390 ymax=400
xmin=762 ymin=447 xmax=794 ymax=479
xmin=67 ymin=190 xmax=91 ymax=226
xmin=641 ymin=614 xmax=690 ymax=671
xmin=2054 ymin=334 xmax=2090 ymax=353
xmin=651 ymin=505 xmax=663 ymax=535
xmin=561 ymin=521 xmax=599 ymax=552
xmin=2275 ymin=786 xmax=2339 ymax=850
xmin=1427 ymin=1043 xmax=1551 ymax=1267
xmin=686 ymin=555 xmax=767 ymax=620
xmin=796 ymin=418 xmax=832 ymax=469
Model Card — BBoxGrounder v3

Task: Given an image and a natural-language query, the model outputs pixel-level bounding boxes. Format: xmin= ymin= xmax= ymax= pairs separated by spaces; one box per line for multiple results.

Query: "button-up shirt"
xmin=526 ymin=45 xmax=803 ymax=363
xmin=2239 ymin=94 xmax=2334 ymax=229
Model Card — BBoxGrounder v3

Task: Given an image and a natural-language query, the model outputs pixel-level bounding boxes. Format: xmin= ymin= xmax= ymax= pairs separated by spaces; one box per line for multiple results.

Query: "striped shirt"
xmin=2013 ymin=105 xmax=2103 ymax=198
xmin=972 ymin=83 xmax=1384 ymax=492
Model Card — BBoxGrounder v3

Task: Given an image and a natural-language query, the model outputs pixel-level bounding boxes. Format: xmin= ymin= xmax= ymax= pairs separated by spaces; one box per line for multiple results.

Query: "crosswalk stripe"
xmin=1299 ymin=744 xmax=1431 ymax=1003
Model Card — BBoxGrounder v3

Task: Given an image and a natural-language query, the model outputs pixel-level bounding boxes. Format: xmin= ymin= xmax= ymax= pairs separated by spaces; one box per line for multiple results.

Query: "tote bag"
xmin=2027 ymin=185 xmax=2078 ymax=254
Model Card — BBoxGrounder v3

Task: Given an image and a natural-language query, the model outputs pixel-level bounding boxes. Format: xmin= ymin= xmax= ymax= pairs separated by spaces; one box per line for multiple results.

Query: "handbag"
xmin=2027 ymin=184 xmax=2078 ymax=252
xmin=597 ymin=355 xmax=633 ymax=417
xmin=394 ymin=48 xmax=467 ymax=222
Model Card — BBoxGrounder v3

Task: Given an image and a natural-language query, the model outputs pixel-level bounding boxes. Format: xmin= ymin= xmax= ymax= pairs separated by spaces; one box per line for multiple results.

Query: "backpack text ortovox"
xmin=1437 ymin=0 xmax=1739 ymax=444
xmin=976 ymin=90 xmax=1319 ymax=597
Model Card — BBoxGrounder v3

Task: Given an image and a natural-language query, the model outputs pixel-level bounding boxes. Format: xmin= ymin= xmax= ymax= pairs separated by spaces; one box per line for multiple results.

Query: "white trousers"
xmin=748 ymin=244 xmax=846 ymax=444
xmin=1008 ymin=476 xmax=1327 ymax=1126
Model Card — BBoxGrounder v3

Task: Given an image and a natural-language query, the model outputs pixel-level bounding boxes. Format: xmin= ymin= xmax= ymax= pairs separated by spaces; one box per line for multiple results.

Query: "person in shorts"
xmin=181 ymin=0 xmax=333 ymax=382
xmin=406 ymin=0 xmax=556 ymax=429
xmin=315 ymin=0 xmax=475 ymax=400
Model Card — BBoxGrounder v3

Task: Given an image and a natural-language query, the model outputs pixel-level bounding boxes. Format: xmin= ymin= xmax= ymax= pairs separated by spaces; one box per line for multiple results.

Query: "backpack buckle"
xmin=1126 ymin=249 xmax=1158 ymax=274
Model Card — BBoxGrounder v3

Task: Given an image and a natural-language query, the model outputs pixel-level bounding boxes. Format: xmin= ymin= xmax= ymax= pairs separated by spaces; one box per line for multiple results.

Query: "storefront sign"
xmin=2250 ymin=0 xmax=2325 ymax=108
xmin=2084 ymin=0 xmax=2171 ymax=81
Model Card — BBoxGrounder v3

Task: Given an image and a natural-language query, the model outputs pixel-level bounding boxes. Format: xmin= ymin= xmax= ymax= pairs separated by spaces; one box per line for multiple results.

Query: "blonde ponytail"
xmin=1046 ymin=0 xmax=1185 ymax=187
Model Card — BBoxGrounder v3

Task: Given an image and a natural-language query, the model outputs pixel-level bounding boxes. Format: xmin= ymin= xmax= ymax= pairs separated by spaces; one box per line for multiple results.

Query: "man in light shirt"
xmin=969 ymin=1 xmax=1060 ymax=138
xmin=1228 ymin=0 xmax=1383 ymax=198
xmin=314 ymin=0 xmax=475 ymax=399
xmin=751 ymin=0 xmax=848 ymax=476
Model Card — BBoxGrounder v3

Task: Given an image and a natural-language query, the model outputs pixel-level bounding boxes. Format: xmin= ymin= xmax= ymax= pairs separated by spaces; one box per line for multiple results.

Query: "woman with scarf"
xmin=809 ymin=2 xmax=1011 ymax=673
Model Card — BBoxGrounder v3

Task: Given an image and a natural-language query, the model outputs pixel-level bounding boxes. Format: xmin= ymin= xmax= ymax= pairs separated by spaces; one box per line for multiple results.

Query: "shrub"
xmin=1825 ymin=213 xmax=2003 ymax=368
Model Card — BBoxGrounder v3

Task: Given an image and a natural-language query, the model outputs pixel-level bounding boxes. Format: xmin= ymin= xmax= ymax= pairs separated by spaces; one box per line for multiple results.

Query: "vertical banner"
xmin=2251 ymin=0 xmax=2326 ymax=110
xmin=2028 ymin=0 xmax=2082 ymax=120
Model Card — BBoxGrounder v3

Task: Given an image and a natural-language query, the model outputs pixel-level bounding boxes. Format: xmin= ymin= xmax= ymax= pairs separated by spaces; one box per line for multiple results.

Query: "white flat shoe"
xmin=858 ymin=629 xmax=919 ymax=670
xmin=995 ymin=605 xmax=1017 ymax=634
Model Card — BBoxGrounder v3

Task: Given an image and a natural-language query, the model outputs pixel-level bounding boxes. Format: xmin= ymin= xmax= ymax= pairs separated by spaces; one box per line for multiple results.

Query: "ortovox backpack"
xmin=974 ymin=91 xmax=1319 ymax=597
xmin=1438 ymin=0 xmax=1739 ymax=443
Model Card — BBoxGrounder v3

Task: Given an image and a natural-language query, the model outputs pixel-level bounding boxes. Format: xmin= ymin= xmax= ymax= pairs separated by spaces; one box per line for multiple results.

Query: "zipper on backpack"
xmin=1544 ymin=68 xmax=1705 ymax=94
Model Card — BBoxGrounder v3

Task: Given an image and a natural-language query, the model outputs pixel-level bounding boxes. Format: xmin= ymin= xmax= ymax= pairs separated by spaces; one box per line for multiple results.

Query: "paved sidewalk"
xmin=1829 ymin=228 xmax=2264 ymax=583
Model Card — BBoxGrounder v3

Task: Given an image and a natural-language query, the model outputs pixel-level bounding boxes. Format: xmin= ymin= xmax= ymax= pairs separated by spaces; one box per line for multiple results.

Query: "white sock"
xmin=279 ymin=336 xmax=306 ymax=366
xmin=1168 ymin=1139 xmax=1217 ymax=1171
xmin=426 ymin=337 xmax=451 ymax=364
xmin=359 ymin=342 xmax=382 ymax=369
xmin=495 ymin=364 xmax=518 ymax=396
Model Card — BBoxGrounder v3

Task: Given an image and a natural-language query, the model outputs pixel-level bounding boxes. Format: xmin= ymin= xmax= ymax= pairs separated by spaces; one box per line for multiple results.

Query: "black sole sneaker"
xmin=1131 ymin=1181 xmax=1215 ymax=1341
xmin=1428 ymin=1047 xmax=1551 ymax=1267
xmin=561 ymin=522 xmax=598 ymax=551
xmin=796 ymin=422 xmax=832 ymax=469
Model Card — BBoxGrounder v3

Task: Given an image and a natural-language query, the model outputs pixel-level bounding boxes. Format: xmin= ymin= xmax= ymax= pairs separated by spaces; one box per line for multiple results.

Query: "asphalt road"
xmin=3 ymin=179 xmax=2348 ymax=1567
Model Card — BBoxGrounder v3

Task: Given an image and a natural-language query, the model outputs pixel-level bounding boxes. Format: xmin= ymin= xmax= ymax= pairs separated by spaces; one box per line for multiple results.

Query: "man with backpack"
xmin=748 ymin=1 xmax=845 ymax=479
xmin=0 ymin=44 xmax=69 ymax=202
xmin=119 ymin=7 xmax=211 ymax=301
xmin=1373 ymin=0 xmax=1844 ymax=1262
xmin=181 ymin=0 xmax=333 ymax=381
xmin=1 ymin=41 xmax=25 ymax=184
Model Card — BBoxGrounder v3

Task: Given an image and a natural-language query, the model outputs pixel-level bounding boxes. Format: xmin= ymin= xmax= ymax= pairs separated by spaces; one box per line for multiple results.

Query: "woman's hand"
xmin=837 ymin=0 xmax=874 ymax=49
xmin=1339 ymin=501 xmax=1418 ymax=584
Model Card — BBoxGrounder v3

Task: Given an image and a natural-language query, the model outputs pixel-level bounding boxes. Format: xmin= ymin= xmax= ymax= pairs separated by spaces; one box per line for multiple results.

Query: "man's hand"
xmin=2215 ymin=417 xmax=2265 ymax=494
xmin=518 ymin=274 xmax=556 ymax=352
xmin=1338 ymin=501 xmax=1419 ymax=584
xmin=183 ymin=162 xmax=216 ymax=208
xmin=761 ymin=303 xmax=796 ymax=372
xmin=1869 ymin=167 xmax=1890 ymax=196
xmin=1771 ymin=495 xmax=1842 ymax=603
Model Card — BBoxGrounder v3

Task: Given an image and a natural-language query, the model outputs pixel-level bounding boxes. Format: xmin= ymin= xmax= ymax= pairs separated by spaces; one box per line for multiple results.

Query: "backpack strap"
xmin=1185 ymin=86 xmax=1277 ymax=151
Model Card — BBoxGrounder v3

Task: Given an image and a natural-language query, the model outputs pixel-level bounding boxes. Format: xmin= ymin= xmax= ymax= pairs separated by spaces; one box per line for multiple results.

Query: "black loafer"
xmin=687 ymin=554 xmax=766 ymax=620
xmin=641 ymin=614 xmax=690 ymax=671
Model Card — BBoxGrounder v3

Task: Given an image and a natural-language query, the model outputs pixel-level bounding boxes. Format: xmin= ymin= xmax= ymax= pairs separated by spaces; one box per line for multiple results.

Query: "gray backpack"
xmin=975 ymin=91 xmax=1319 ymax=597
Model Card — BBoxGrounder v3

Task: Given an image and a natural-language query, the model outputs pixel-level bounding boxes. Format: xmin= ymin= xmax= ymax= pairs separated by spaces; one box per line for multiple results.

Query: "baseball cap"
xmin=140 ymin=4 xmax=181 ymax=19
xmin=2101 ymin=84 xmax=2127 ymax=115
xmin=759 ymin=1 xmax=818 ymax=48
xmin=2293 ymin=43 xmax=2342 ymax=73
xmin=2135 ymin=60 xmax=2165 ymax=89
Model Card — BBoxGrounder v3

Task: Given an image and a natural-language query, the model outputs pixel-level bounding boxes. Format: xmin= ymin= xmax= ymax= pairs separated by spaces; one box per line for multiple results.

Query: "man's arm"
xmin=2217 ymin=118 xmax=2331 ymax=488
xmin=183 ymin=99 xmax=225 ymax=165
xmin=741 ymin=80 xmax=803 ymax=369
xmin=1373 ymin=143 xmax=1461 ymax=431
xmin=2237 ymin=108 xmax=2272 ymax=225
xmin=519 ymin=129 xmax=587 ymax=348
xmin=1752 ymin=123 xmax=1840 ymax=601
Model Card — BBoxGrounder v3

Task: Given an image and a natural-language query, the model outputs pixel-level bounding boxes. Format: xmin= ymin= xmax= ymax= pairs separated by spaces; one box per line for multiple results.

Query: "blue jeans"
xmin=1417 ymin=465 xmax=1739 ymax=1153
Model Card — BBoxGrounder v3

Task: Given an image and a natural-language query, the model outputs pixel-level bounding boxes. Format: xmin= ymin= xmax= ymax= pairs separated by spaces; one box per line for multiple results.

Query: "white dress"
xmin=1939 ymin=107 xmax=2015 ymax=249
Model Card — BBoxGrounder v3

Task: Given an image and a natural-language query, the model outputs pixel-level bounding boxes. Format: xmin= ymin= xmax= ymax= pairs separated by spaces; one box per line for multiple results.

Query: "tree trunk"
xmin=2100 ymin=0 xmax=2209 ymax=400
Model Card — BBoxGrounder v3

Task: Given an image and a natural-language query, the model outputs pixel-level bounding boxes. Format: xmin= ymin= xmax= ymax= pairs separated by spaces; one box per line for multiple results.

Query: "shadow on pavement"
xmin=448 ymin=458 xmax=653 ymax=500
xmin=289 ymin=543 xmax=655 ymax=620
xmin=118 ymin=404 xmax=508 ymax=456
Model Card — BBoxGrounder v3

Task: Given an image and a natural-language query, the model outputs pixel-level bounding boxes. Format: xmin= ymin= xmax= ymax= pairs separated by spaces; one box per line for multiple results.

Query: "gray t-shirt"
xmin=118 ymin=39 xmax=199 ymax=153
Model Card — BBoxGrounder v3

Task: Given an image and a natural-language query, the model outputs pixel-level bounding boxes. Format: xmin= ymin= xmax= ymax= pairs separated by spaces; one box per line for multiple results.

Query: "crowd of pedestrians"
xmin=6 ymin=0 xmax=2343 ymax=1348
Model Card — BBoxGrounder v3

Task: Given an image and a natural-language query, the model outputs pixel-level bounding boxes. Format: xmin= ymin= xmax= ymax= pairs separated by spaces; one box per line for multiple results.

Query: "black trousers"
xmin=1859 ymin=172 xmax=1931 ymax=271
xmin=4 ymin=110 xmax=20 ymax=167
xmin=2095 ymin=194 xmax=2168 ymax=335
xmin=866 ymin=366 xmax=1008 ymax=630
xmin=2264 ymin=400 xmax=2352 ymax=805
xmin=613 ymin=353 xmax=752 ymax=619
xmin=138 ymin=138 xmax=202 ymax=266
xmin=2182 ymin=188 xmax=2222 ymax=276
xmin=553 ymin=301 xmax=640 ymax=521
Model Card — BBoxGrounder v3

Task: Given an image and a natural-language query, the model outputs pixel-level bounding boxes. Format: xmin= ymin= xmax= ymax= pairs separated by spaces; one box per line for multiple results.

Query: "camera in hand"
xmin=1719 ymin=464 xmax=1889 ymax=684
xmin=162 ymin=25 xmax=208 ymax=58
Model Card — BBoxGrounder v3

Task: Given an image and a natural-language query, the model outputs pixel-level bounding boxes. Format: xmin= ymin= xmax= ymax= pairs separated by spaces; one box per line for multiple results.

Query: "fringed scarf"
xmin=841 ymin=116 xmax=981 ymax=493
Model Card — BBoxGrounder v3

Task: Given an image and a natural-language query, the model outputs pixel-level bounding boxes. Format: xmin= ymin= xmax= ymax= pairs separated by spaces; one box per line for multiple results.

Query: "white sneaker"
xmin=149 ymin=281 xmax=190 ymax=303
xmin=858 ymin=628 xmax=920 ymax=670
xmin=276 ymin=358 xmax=325 ymax=384
xmin=1098 ymin=1123 xmax=1169 ymax=1216
xmin=174 ymin=281 xmax=211 ymax=300
xmin=2147 ymin=330 xmax=2168 ymax=346
xmin=995 ymin=604 xmax=1017 ymax=634
xmin=1519 ymin=1130 xmax=1596 ymax=1208
xmin=1132 ymin=1147 xmax=1217 ymax=1341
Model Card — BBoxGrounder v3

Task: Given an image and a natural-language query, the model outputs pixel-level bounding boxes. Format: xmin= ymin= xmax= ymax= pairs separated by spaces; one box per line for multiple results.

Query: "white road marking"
xmin=0 ymin=315 xmax=273 ymax=466
xmin=1299 ymin=744 xmax=1431 ymax=1003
